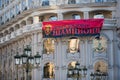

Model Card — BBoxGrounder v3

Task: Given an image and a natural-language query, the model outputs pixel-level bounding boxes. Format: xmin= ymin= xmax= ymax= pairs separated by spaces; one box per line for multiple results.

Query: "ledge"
xmin=0 ymin=19 xmax=117 ymax=47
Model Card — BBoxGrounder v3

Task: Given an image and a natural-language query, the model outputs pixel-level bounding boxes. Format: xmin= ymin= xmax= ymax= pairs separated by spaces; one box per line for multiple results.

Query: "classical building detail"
xmin=0 ymin=0 xmax=120 ymax=80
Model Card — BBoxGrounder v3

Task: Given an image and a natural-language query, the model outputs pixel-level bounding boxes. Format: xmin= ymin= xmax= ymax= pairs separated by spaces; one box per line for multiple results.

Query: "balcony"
xmin=60 ymin=0 xmax=117 ymax=8
xmin=0 ymin=19 xmax=116 ymax=46
xmin=11 ymin=32 xmax=16 ymax=39
xmin=104 ymin=19 xmax=117 ymax=27
xmin=5 ymin=34 xmax=10 ymax=41
xmin=0 ymin=22 xmax=42 ymax=46
xmin=16 ymin=29 xmax=23 ymax=36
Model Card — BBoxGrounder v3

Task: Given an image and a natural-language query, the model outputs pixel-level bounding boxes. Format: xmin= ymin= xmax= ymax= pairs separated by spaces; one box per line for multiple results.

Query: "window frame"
xmin=67 ymin=37 xmax=80 ymax=53
xmin=43 ymin=62 xmax=55 ymax=78
xmin=94 ymin=13 xmax=104 ymax=19
xmin=68 ymin=0 xmax=76 ymax=4
xmin=42 ymin=0 xmax=49 ymax=6
xmin=72 ymin=14 xmax=81 ymax=19
xmin=49 ymin=16 xmax=58 ymax=21
xmin=93 ymin=36 xmax=107 ymax=53
xmin=43 ymin=38 xmax=55 ymax=54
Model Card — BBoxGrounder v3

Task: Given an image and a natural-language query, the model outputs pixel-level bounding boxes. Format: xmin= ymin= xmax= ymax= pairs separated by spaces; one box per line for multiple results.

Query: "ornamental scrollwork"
xmin=93 ymin=36 xmax=107 ymax=53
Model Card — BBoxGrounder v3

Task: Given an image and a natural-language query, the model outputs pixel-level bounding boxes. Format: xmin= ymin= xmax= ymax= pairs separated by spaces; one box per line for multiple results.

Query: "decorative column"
xmin=55 ymin=39 xmax=63 ymax=80
xmin=112 ymin=10 xmax=116 ymax=19
xmin=32 ymin=32 xmax=39 ymax=80
xmin=87 ymin=39 xmax=93 ymax=80
xmin=57 ymin=12 xmax=63 ymax=20
xmin=33 ymin=16 xmax=39 ymax=24
xmin=113 ymin=29 xmax=119 ymax=80
xmin=84 ymin=11 xmax=89 ymax=19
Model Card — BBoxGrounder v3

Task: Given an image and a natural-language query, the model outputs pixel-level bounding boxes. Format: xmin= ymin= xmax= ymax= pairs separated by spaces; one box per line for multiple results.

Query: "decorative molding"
xmin=87 ymin=40 xmax=93 ymax=44
xmin=61 ymin=40 xmax=67 ymax=45
xmin=61 ymin=66 xmax=66 ymax=70
xmin=118 ymin=41 xmax=120 ymax=49
xmin=80 ymin=40 xmax=85 ymax=44
xmin=88 ymin=65 xmax=93 ymax=69
xmin=117 ymin=32 xmax=120 ymax=38
xmin=55 ymin=66 xmax=59 ymax=70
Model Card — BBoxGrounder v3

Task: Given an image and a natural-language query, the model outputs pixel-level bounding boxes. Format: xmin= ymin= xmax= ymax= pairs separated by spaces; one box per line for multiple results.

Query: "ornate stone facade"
xmin=0 ymin=0 xmax=120 ymax=80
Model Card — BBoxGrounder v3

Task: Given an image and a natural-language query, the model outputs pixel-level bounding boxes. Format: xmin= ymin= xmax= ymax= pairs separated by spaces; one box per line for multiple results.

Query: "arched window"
xmin=93 ymin=36 xmax=107 ymax=52
xmin=43 ymin=38 xmax=55 ymax=54
xmin=94 ymin=13 xmax=104 ymax=18
xmin=43 ymin=62 xmax=54 ymax=78
xmin=68 ymin=0 xmax=76 ymax=4
xmin=67 ymin=37 xmax=79 ymax=53
xmin=42 ymin=0 xmax=49 ymax=6
xmin=72 ymin=14 xmax=81 ymax=19
xmin=49 ymin=16 xmax=58 ymax=21
xmin=94 ymin=61 xmax=108 ymax=73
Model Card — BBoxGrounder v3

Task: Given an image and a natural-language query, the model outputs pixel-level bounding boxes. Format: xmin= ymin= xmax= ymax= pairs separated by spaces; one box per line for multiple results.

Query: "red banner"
xmin=42 ymin=19 xmax=104 ymax=38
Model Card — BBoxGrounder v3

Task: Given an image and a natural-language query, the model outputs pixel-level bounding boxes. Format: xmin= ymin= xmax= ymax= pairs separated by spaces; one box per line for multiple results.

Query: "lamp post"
xmin=14 ymin=45 xmax=41 ymax=80
xmin=67 ymin=61 xmax=87 ymax=80
xmin=14 ymin=52 xmax=21 ymax=80
xmin=90 ymin=70 xmax=108 ymax=80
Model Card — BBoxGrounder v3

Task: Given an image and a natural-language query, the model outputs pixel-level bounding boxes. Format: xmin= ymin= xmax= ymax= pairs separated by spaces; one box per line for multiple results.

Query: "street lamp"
xmin=14 ymin=45 xmax=41 ymax=80
xmin=67 ymin=61 xmax=87 ymax=80
xmin=14 ymin=52 xmax=21 ymax=80
xmin=90 ymin=70 xmax=108 ymax=80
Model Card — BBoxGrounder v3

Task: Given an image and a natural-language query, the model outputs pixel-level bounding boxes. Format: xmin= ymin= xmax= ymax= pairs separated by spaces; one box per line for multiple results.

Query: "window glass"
xmin=43 ymin=38 xmax=55 ymax=54
xmin=28 ymin=0 xmax=32 ymax=8
xmin=95 ymin=0 xmax=103 ymax=2
xmin=0 ymin=16 xmax=2 ymax=24
xmin=49 ymin=16 xmax=58 ymax=21
xmin=0 ymin=0 xmax=2 ymax=8
xmin=11 ymin=7 xmax=15 ymax=17
xmin=5 ymin=12 xmax=7 ymax=21
xmin=6 ymin=0 xmax=9 ymax=5
xmin=6 ymin=11 xmax=9 ymax=20
xmin=93 ymin=36 xmax=107 ymax=52
xmin=94 ymin=13 xmax=104 ymax=18
xmin=16 ymin=4 xmax=19 ymax=14
xmin=22 ymin=1 xmax=26 ymax=10
xmin=10 ymin=9 xmax=13 ymax=18
xmin=42 ymin=0 xmax=49 ymax=6
xmin=72 ymin=14 xmax=81 ymax=19
xmin=68 ymin=37 xmax=79 ymax=53
xmin=2 ymin=0 xmax=4 ymax=8
xmin=44 ymin=62 xmax=54 ymax=78
xmin=68 ymin=0 xmax=76 ymax=4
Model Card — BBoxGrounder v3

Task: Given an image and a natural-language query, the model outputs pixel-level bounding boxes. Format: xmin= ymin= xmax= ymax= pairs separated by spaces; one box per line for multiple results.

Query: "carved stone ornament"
xmin=118 ymin=41 xmax=120 ymax=50
xmin=94 ymin=46 xmax=106 ymax=53
xmin=117 ymin=32 xmax=120 ymax=38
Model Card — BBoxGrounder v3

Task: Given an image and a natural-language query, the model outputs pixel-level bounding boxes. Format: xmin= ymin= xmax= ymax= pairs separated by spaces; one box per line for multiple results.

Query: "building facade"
xmin=0 ymin=0 xmax=120 ymax=80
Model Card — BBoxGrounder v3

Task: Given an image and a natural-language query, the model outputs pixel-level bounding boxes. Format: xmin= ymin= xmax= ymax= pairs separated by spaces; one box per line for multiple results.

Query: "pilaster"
xmin=84 ymin=11 xmax=89 ymax=19
xmin=33 ymin=16 xmax=39 ymax=24
xmin=57 ymin=12 xmax=63 ymax=20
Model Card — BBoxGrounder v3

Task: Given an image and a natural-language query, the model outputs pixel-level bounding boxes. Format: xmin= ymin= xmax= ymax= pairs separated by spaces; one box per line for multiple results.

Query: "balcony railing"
xmin=16 ymin=29 xmax=23 ymax=36
xmin=61 ymin=0 xmax=116 ymax=4
xmin=0 ymin=19 xmax=116 ymax=45
xmin=59 ymin=0 xmax=116 ymax=8
xmin=29 ymin=1 xmax=57 ymax=9
xmin=5 ymin=34 xmax=10 ymax=41
xmin=104 ymin=19 xmax=117 ymax=27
